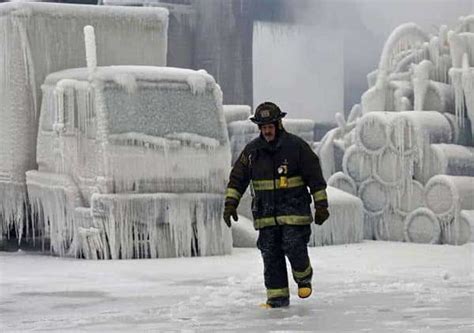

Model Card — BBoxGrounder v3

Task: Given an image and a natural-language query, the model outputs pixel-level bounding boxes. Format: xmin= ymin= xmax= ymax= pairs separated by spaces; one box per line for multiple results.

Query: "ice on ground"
xmin=1 ymin=242 xmax=471 ymax=331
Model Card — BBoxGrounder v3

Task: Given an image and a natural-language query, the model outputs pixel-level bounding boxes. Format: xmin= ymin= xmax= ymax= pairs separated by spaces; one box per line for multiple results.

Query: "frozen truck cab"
xmin=27 ymin=66 xmax=232 ymax=259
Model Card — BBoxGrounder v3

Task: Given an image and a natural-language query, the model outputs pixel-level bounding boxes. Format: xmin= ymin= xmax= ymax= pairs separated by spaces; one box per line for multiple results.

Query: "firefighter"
xmin=223 ymin=101 xmax=329 ymax=308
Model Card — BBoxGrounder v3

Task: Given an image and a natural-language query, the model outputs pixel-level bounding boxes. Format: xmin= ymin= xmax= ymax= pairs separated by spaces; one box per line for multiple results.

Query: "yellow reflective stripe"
xmin=254 ymin=215 xmax=312 ymax=228
xmin=277 ymin=215 xmax=312 ymax=225
xmin=293 ymin=264 xmax=312 ymax=279
xmin=252 ymin=176 xmax=304 ymax=191
xmin=267 ymin=287 xmax=289 ymax=299
xmin=254 ymin=217 xmax=277 ymax=228
xmin=313 ymin=189 xmax=328 ymax=202
xmin=226 ymin=188 xmax=241 ymax=201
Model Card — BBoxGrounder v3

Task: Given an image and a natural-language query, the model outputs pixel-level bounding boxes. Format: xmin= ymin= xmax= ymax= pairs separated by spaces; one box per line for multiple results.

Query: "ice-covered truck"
xmin=0 ymin=3 xmax=232 ymax=258
xmin=0 ymin=2 xmax=167 ymax=242
xmin=27 ymin=65 xmax=232 ymax=259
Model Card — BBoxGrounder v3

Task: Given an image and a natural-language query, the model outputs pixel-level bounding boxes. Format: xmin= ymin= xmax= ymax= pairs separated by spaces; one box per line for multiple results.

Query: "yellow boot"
xmin=298 ymin=283 xmax=312 ymax=299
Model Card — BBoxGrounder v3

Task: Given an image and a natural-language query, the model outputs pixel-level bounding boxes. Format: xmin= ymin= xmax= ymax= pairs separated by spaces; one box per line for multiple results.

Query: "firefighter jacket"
xmin=225 ymin=130 xmax=328 ymax=229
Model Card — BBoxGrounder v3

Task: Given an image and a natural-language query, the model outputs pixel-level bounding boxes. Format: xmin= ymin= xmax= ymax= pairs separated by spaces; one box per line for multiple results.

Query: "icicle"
xmin=450 ymin=68 xmax=466 ymax=128
xmin=87 ymin=193 xmax=232 ymax=259
xmin=412 ymin=60 xmax=433 ymax=111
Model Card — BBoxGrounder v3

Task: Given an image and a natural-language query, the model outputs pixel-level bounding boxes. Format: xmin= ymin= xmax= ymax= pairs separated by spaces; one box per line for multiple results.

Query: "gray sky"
xmin=253 ymin=0 xmax=474 ymax=122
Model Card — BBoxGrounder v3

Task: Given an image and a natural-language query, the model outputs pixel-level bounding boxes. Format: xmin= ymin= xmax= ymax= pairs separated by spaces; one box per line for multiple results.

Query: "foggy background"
xmin=253 ymin=0 xmax=474 ymax=122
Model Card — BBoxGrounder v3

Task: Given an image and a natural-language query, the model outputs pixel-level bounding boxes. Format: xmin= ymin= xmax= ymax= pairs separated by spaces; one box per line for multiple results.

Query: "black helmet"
xmin=250 ymin=102 xmax=287 ymax=125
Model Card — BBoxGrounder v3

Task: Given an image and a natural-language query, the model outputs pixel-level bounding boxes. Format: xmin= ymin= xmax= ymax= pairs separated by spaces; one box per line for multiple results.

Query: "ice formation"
xmin=327 ymin=171 xmax=357 ymax=196
xmin=25 ymin=63 xmax=232 ymax=259
xmin=309 ymin=186 xmax=364 ymax=247
xmin=223 ymin=104 xmax=251 ymax=124
xmin=231 ymin=214 xmax=257 ymax=248
xmin=0 ymin=2 xmax=168 ymax=242
xmin=316 ymin=16 xmax=474 ymax=245
xmin=404 ymin=208 xmax=441 ymax=244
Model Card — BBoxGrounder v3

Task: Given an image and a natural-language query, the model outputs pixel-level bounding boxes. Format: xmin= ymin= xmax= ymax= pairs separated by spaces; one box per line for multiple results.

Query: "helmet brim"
xmin=249 ymin=112 xmax=287 ymax=125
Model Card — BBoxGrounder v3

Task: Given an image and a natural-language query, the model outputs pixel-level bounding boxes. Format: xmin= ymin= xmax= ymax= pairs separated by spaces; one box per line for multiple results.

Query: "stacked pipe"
xmin=336 ymin=110 xmax=463 ymax=241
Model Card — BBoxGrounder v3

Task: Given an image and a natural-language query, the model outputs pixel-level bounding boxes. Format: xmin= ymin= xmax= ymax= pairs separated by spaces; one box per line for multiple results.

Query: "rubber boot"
xmin=298 ymin=282 xmax=312 ymax=299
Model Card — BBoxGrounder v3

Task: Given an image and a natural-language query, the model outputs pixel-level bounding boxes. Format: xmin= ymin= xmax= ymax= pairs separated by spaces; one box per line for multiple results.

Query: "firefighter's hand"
xmin=314 ymin=207 xmax=330 ymax=225
xmin=223 ymin=200 xmax=238 ymax=228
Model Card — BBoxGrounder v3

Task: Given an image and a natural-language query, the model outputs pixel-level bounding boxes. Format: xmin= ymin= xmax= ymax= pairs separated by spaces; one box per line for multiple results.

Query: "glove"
xmin=223 ymin=199 xmax=238 ymax=228
xmin=314 ymin=207 xmax=330 ymax=225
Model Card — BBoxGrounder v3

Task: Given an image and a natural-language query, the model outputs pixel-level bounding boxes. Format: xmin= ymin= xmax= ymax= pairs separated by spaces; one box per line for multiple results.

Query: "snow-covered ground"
xmin=1 ymin=241 xmax=473 ymax=332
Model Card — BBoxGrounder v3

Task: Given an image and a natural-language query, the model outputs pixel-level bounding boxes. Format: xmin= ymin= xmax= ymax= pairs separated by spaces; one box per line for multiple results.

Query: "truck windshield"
xmin=102 ymin=82 xmax=226 ymax=144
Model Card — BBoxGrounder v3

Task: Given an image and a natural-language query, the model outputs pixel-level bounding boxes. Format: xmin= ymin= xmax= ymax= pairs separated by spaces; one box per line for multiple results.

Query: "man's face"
xmin=261 ymin=123 xmax=276 ymax=142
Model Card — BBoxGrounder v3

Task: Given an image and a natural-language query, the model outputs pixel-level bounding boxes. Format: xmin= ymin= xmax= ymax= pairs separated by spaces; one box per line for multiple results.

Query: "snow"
xmin=0 ymin=242 xmax=472 ymax=331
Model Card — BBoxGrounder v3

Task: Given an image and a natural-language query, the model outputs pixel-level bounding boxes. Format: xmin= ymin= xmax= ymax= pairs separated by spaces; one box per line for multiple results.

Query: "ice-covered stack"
xmin=327 ymin=18 xmax=474 ymax=245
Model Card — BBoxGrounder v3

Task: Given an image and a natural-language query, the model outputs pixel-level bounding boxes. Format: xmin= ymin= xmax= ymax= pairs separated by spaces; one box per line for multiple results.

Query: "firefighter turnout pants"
xmin=257 ymin=224 xmax=313 ymax=303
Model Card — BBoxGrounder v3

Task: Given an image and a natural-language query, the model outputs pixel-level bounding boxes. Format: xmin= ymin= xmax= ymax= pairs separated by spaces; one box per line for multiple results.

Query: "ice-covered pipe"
xmin=412 ymin=60 xmax=433 ymax=111
xmin=378 ymin=23 xmax=429 ymax=72
xmin=420 ymin=144 xmax=474 ymax=181
xmin=461 ymin=67 xmax=474 ymax=138
xmin=423 ymin=81 xmax=455 ymax=113
xmin=317 ymin=127 xmax=339 ymax=180
xmin=342 ymin=144 xmax=373 ymax=184
xmin=309 ymin=186 xmax=363 ymax=246
xmin=396 ymin=179 xmax=425 ymax=216
xmin=404 ymin=207 xmax=441 ymax=244
xmin=327 ymin=171 xmax=357 ymax=196
xmin=374 ymin=210 xmax=405 ymax=242
xmin=440 ymin=210 xmax=474 ymax=245
xmin=283 ymin=119 xmax=316 ymax=134
xmin=455 ymin=15 xmax=474 ymax=33
xmin=347 ymin=104 xmax=362 ymax=124
xmin=374 ymin=148 xmax=414 ymax=187
xmin=388 ymin=111 xmax=453 ymax=157
xmin=355 ymin=112 xmax=397 ymax=154
xmin=227 ymin=120 xmax=258 ymax=137
xmin=442 ymin=113 xmax=472 ymax=146
xmin=223 ymin=105 xmax=251 ymax=124
xmin=83 ymin=25 xmax=97 ymax=76
xmin=358 ymin=178 xmax=390 ymax=216
xmin=424 ymin=175 xmax=474 ymax=223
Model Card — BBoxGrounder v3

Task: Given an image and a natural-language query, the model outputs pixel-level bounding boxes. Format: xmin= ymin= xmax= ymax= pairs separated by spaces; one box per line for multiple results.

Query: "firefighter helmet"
xmin=250 ymin=102 xmax=287 ymax=125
